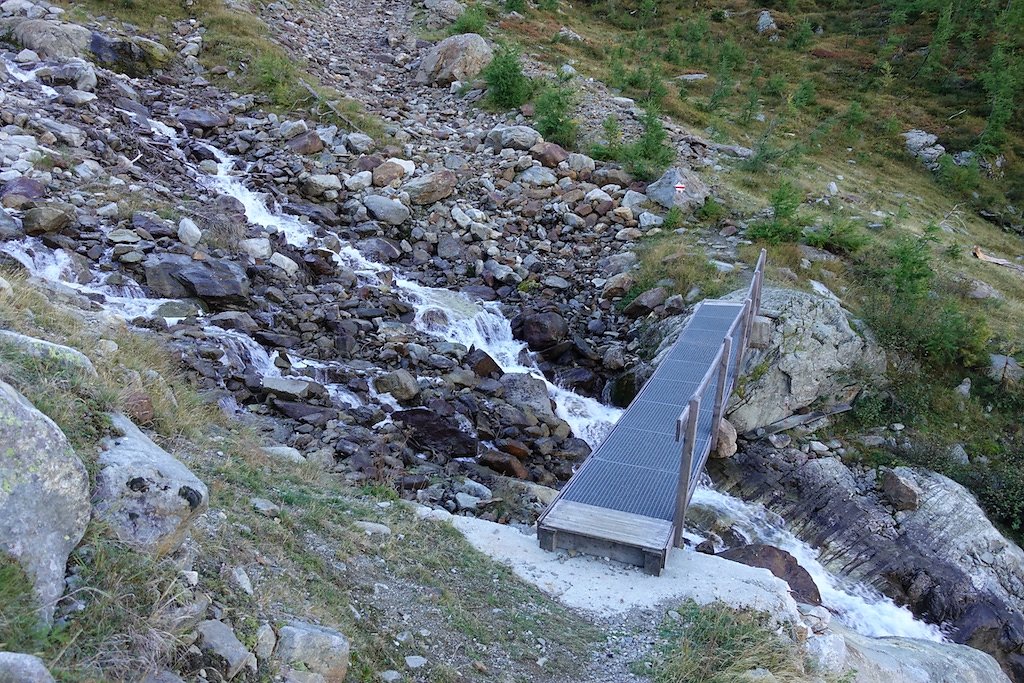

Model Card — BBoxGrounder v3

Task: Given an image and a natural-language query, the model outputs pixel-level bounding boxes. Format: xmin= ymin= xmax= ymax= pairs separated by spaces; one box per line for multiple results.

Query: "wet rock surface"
xmin=711 ymin=446 xmax=1024 ymax=678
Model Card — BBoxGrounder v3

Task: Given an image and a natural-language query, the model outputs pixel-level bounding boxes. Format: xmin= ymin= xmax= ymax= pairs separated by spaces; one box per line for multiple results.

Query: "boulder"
xmin=499 ymin=373 xmax=556 ymax=422
xmin=517 ymin=166 xmax=557 ymax=187
xmin=718 ymin=544 xmax=821 ymax=605
xmin=195 ymin=620 xmax=250 ymax=681
xmin=479 ymin=450 xmax=530 ymax=479
xmin=902 ymin=130 xmax=946 ymax=170
xmin=0 ymin=178 xmax=46 ymax=210
xmin=601 ymin=272 xmax=635 ymax=299
xmin=713 ymin=418 xmax=738 ymax=459
xmin=722 ymin=288 xmax=886 ymax=433
xmin=0 ymin=380 xmax=90 ymax=624
xmin=515 ymin=311 xmax=568 ymax=351
xmin=838 ymin=625 xmax=1010 ymax=683
xmin=93 ymin=414 xmax=209 ymax=555
xmin=416 ymin=33 xmax=493 ymax=85
xmin=424 ymin=0 xmax=465 ymax=28
xmin=881 ymin=468 xmax=922 ymax=511
xmin=275 ymin=621 xmax=350 ymax=682
xmin=21 ymin=204 xmax=73 ymax=235
xmin=0 ymin=207 xmax=23 ymax=241
xmin=0 ymin=331 xmax=96 ymax=376
xmin=286 ymin=130 xmax=325 ymax=155
xmin=90 ymin=33 xmax=171 ymax=76
xmin=0 ymin=652 xmax=55 ymax=683
xmin=302 ymin=174 xmax=342 ymax=197
xmin=624 ymin=286 xmax=667 ymax=317
xmin=486 ymin=124 xmax=543 ymax=152
xmin=530 ymin=141 xmax=569 ymax=167
xmin=363 ymin=195 xmax=410 ymax=225
xmin=403 ymin=171 xmax=457 ymax=205
xmin=177 ymin=108 xmax=230 ymax=130
xmin=12 ymin=20 xmax=91 ymax=59
xmin=756 ymin=10 xmax=777 ymax=33
xmin=37 ymin=58 xmax=96 ymax=91
xmin=646 ymin=167 xmax=710 ymax=210
xmin=711 ymin=450 xmax=1024 ymax=679
xmin=374 ymin=369 xmax=419 ymax=401
xmin=394 ymin=408 xmax=479 ymax=461
xmin=143 ymin=254 xmax=249 ymax=310
xmin=989 ymin=354 xmax=1023 ymax=384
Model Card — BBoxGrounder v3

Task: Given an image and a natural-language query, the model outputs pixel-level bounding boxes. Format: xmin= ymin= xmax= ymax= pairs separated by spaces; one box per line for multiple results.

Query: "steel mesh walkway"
xmin=537 ymin=251 xmax=767 ymax=575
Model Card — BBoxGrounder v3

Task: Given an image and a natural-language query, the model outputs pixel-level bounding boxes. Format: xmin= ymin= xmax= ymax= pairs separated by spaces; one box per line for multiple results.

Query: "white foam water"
xmin=200 ymin=145 xmax=316 ymax=247
xmin=2 ymin=55 xmax=59 ymax=98
xmin=397 ymin=278 xmax=621 ymax=448
xmin=691 ymin=486 xmax=946 ymax=641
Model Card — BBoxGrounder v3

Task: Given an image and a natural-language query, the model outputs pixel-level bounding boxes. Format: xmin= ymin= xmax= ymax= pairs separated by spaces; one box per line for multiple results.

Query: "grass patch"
xmin=622 ymin=233 xmax=733 ymax=308
xmin=591 ymin=107 xmax=675 ymax=180
xmin=449 ymin=4 xmax=488 ymax=35
xmin=635 ymin=601 xmax=809 ymax=683
xmin=0 ymin=558 xmax=48 ymax=653
xmin=483 ymin=45 xmax=534 ymax=109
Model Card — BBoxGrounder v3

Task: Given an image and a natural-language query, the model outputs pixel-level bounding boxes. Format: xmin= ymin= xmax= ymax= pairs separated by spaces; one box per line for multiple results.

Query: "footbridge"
xmin=537 ymin=250 xmax=767 ymax=575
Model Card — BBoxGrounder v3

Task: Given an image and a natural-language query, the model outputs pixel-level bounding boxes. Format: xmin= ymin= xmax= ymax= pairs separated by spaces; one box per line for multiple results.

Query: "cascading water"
xmin=396 ymin=277 xmax=622 ymax=447
xmin=690 ymin=487 xmax=945 ymax=641
xmin=2 ymin=56 xmax=945 ymax=643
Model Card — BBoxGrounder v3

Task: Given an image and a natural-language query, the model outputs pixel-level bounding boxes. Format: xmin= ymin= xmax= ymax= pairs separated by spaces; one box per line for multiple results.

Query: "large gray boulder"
xmin=0 ymin=380 xmax=90 ymax=624
xmin=486 ymin=124 xmax=543 ymax=152
xmin=724 ymin=287 xmax=885 ymax=432
xmin=275 ymin=621 xmax=350 ymax=682
xmin=830 ymin=625 xmax=1010 ymax=683
xmin=711 ymin=450 xmax=1024 ymax=680
xmin=12 ymin=19 xmax=91 ymax=59
xmin=403 ymin=170 xmax=457 ymax=205
xmin=646 ymin=167 xmax=710 ymax=210
xmin=363 ymin=195 xmax=410 ymax=225
xmin=195 ymin=620 xmax=251 ymax=680
xmin=93 ymin=414 xmax=208 ymax=555
xmin=0 ymin=331 xmax=96 ymax=376
xmin=499 ymin=373 xmax=556 ymax=423
xmin=416 ymin=33 xmax=492 ymax=85
xmin=0 ymin=652 xmax=56 ymax=683
xmin=143 ymin=254 xmax=249 ymax=310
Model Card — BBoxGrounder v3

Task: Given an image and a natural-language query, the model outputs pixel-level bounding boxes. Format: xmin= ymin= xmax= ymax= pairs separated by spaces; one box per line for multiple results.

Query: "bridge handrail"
xmin=670 ymin=249 xmax=767 ymax=546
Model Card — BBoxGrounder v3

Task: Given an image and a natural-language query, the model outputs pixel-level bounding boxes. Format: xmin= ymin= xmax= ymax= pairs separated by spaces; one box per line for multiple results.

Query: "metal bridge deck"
xmin=536 ymin=251 xmax=766 ymax=575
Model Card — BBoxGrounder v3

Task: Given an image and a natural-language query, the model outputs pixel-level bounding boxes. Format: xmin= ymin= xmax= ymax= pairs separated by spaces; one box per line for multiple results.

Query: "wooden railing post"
xmin=710 ymin=334 xmax=733 ymax=452
xmin=673 ymin=400 xmax=699 ymax=547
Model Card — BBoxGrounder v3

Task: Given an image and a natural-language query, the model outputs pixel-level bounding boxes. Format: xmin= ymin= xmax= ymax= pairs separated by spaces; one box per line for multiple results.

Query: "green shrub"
xmin=662 ymin=206 xmax=685 ymax=230
xmin=788 ymin=19 xmax=814 ymax=50
xmin=856 ymin=237 xmax=991 ymax=369
xmin=764 ymin=73 xmax=787 ymax=98
xmin=505 ymin=0 xmax=526 ymax=12
xmin=791 ymin=79 xmax=816 ymax=108
xmin=804 ymin=218 xmax=871 ymax=255
xmin=937 ymin=154 xmax=982 ymax=194
xmin=590 ymin=108 xmax=675 ymax=181
xmin=538 ymin=0 xmax=559 ymax=9
xmin=697 ymin=196 xmax=726 ymax=223
xmin=533 ymin=85 xmax=578 ymax=148
xmin=747 ymin=180 xmax=806 ymax=244
xmin=449 ymin=5 xmax=487 ymax=34
xmin=483 ymin=46 xmax=533 ymax=108
xmin=0 ymin=558 xmax=48 ymax=653
xmin=625 ymin=107 xmax=676 ymax=179
xmin=252 ymin=52 xmax=304 ymax=108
